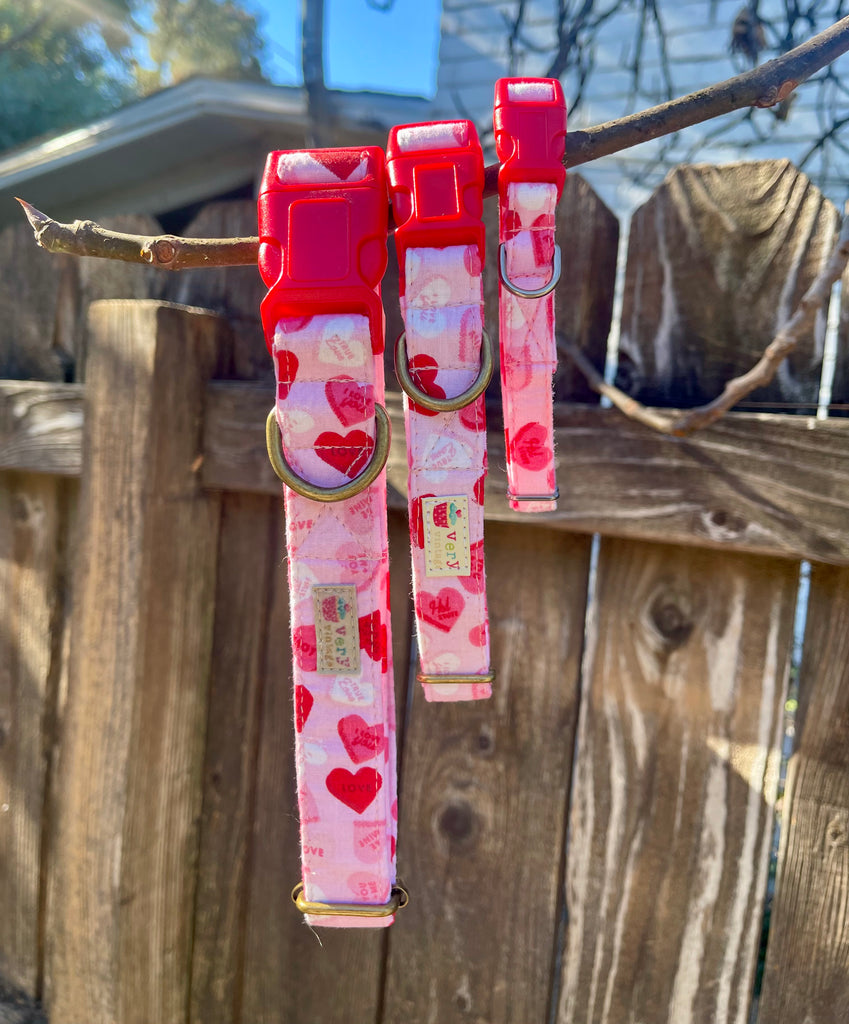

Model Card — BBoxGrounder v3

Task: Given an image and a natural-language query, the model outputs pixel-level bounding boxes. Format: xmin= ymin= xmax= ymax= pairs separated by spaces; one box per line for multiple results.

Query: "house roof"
xmin=0 ymin=77 xmax=433 ymax=230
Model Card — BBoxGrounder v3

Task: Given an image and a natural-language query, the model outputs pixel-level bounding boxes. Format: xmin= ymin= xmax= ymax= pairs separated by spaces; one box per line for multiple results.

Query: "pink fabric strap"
xmin=387 ymin=122 xmax=493 ymax=703
xmin=258 ymin=149 xmax=399 ymax=927
xmin=495 ymin=78 xmax=567 ymax=513
xmin=499 ymin=181 xmax=559 ymax=511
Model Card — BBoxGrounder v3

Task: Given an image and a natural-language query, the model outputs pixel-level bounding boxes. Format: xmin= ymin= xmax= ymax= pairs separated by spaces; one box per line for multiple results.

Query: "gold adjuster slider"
xmin=291 ymin=882 xmax=409 ymax=919
xmin=417 ymin=671 xmax=495 ymax=686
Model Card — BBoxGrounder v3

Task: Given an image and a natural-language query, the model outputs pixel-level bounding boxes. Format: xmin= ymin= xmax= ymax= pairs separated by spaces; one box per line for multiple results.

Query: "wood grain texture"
xmin=758 ymin=563 xmax=849 ymax=1022
xmin=0 ymin=473 xmax=67 ymax=996
xmin=201 ymin=386 xmax=849 ymax=564
xmin=189 ymin=492 xmax=276 ymax=1024
xmin=241 ymin=506 xmax=414 ymax=1024
xmin=46 ymin=302 xmax=228 ymax=1024
xmin=557 ymin=538 xmax=798 ymax=1024
xmin=0 ymin=383 xmax=83 ymax=477
xmin=162 ymin=201 xmax=269 ymax=382
xmin=616 ymin=160 xmax=839 ymax=407
xmin=382 ymin=523 xmax=591 ymax=1024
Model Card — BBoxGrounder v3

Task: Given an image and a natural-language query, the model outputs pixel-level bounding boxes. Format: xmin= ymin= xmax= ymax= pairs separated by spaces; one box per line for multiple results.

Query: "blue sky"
xmin=256 ymin=0 xmax=442 ymax=97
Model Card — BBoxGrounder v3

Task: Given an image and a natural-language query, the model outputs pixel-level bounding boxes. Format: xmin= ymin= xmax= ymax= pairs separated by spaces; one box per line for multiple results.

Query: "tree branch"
xmin=558 ymin=208 xmax=849 ymax=437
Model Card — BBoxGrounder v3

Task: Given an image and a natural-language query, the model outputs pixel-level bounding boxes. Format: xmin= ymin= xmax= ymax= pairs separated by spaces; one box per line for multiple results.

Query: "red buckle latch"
xmin=494 ymin=78 xmax=567 ymax=200
xmin=257 ymin=146 xmax=389 ymax=354
xmin=386 ymin=121 xmax=485 ymax=291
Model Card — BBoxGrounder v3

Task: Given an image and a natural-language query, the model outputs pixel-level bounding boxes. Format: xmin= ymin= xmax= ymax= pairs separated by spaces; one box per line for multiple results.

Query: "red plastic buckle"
xmin=257 ymin=146 xmax=389 ymax=355
xmin=386 ymin=121 xmax=485 ymax=292
xmin=494 ymin=78 xmax=567 ymax=200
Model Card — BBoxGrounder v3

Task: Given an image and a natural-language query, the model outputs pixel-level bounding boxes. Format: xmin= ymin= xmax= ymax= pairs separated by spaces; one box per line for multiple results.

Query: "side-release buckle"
xmin=257 ymin=146 xmax=389 ymax=355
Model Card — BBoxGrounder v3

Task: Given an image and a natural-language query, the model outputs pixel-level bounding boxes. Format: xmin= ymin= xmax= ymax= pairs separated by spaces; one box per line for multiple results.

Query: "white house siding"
xmin=434 ymin=0 xmax=849 ymax=215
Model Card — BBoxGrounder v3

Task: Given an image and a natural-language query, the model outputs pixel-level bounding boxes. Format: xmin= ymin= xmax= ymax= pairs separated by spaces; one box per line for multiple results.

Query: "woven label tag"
xmin=312 ymin=585 xmax=361 ymax=675
xmin=422 ymin=495 xmax=471 ymax=577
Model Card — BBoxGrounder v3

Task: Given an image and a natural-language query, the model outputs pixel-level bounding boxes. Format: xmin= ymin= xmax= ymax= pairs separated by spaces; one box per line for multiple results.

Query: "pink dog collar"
xmin=494 ymin=79 xmax=567 ymax=512
xmin=387 ymin=121 xmax=494 ymax=702
xmin=258 ymin=147 xmax=402 ymax=926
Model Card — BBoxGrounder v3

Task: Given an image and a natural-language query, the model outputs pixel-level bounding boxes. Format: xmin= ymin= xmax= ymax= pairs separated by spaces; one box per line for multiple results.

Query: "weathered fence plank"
xmin=0 ymin=383 xmax=83 ymax=477
xmin=46 ymin=302 xmax=228 ymax=1024
xmin=558 ymin=538 xmax=797 ymax=1024
xmin=189 ymin=492 xmax=276 ymax=1024
xmin=616 ymin=160 xmax=839 ymax=407
xmin=758 ymin=567 xmax=849 ymax=1022
xmin=0 ymin=472 xmax=67 ymax=996
xmin=382 ymin=523 xmax=592 ymax=1024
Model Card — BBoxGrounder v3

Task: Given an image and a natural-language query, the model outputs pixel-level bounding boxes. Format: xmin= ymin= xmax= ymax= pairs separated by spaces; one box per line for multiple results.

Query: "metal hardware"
xmin=395 ymin=329 xmax=493 ymax=413
xmin=507 ymin=488 xmax=560 ymax=502
xmin=417 ymin=671 xmax=496 ymax=685
xmin=266 ymin=405 xmax=390 ymax=502
xmin=291 ymin=882 xmax=409 ymax=918
xmin=499 ymin=242 xmax=562 ymax=299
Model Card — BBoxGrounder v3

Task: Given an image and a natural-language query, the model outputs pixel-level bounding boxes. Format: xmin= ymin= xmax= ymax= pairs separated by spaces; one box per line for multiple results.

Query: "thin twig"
xmin=16 ymin=198 xmax=259 ymax=270
xmin=18 ymin=16 xmax=849 ymax=267
xmin=559 ymin=208 xmax=849 ymax=437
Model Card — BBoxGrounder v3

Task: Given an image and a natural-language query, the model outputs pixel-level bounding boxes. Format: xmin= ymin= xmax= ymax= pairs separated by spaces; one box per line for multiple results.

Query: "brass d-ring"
xmin=395 ymin=328 xmax=493 ymax=413
xmin=266 ymin=405 xmax=390 ymax=503
xmin=499 ymin=242 xmax=562 ymax=299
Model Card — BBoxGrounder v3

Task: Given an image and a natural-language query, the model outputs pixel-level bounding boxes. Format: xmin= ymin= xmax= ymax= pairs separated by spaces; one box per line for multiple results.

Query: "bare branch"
xmin=16 ymin=198 xmax=259 ymax=270
xmin=559 ymin=207 xmax=849 ymax=437
xmin=17 ymin=16 xmax=849 ymax=267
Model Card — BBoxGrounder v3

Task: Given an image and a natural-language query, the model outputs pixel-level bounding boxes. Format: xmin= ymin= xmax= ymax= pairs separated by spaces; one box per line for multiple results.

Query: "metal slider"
xmin=291 ymin=882 xmax=409 ymax=918
xmin=417 ymin=671 xmax=496 ymax=686
xmin=507 ymin=488 xmax=560 ymax=502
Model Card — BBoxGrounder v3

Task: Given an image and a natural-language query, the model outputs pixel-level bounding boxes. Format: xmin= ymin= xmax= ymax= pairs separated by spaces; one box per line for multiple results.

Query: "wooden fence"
xmin=1 ymin=159 xmax=848 ymax=1024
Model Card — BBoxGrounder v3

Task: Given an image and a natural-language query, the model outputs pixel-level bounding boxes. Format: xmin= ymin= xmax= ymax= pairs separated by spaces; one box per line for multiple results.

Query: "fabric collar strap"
xmin=258 ymin=147 xmax=402 ymax=926
xmin=494 ymin=78 xmax=567 ymax=513
xmin=387 ymin=121 xmax=494 ymax=703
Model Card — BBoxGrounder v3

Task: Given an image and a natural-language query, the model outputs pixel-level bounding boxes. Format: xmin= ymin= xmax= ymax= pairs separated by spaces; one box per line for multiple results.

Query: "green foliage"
xmin=0 ymin=0 xmax=266 ymax=154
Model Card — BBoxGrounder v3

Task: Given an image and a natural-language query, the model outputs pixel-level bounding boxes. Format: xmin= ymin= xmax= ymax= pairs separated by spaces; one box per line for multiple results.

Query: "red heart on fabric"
xmin=295 ymin=684 xmax=314 ymax=733
xmin=293 ymin=625 xmax=317 ymax=671
xmin=358 ymin=611 xmax=387 ymax=668
xmin=410 ymin=493 xmax=436 ymax=549
xmin=274 ymin=349 xmax=299 ymax=400
xmin=473 ymin=474 xmax=486 ymax=505
xmin=416 ymin=587 xmax=464 ymax=633
xmin=326 ymin=767 xmax=383 ymax=814
xmin=315 ymin=430 xmax=374 ymax=478
xmin=408 ymin=354 xmax=445 ymax=417
xmin=459 ymin=540 xmax=485 ymax=595
xmin=510 ymin=421 xmax=552 ymax=471
xmin=338 ymin=715 xmax=387 ymax=764
xmin=325 ymin=376 xmax=369 ymax=427
xmin=530 ymin=213 xmax=556 ymax=267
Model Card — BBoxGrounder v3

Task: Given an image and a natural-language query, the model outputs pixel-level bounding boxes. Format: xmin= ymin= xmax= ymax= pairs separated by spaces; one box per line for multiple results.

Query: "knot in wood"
xmin=438 ymin=800 xmax=476 ymax=844
xmin=826 ymin=813 xmax=849 ymax=849
xmin=648 ymin=591 xmax=694 ymax=648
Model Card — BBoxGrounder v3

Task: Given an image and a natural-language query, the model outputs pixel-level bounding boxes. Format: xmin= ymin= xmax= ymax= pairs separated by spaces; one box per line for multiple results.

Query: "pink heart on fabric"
xmin=274 ymin=349 xmax=299 ymax=399
xmin=338 ymin=715 xmax=387 ymax=764
xmin=468 ymin=623 xmax=487 ymax=647
xmin=459 ymin=540 xmax=485 ymax=594
xmin=315 ymin=430 xmax=374 ymax=478
xmin=293 ymin=625 xmax=317 ymax=671
xmin=326 ymin=767 xmax=383 ymax=814
xmin=416 ymin=587 xmax=464 ymax=633
xmin=325 ymin=376 xmax=370 ymax=427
